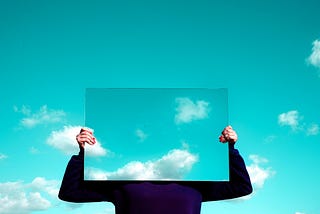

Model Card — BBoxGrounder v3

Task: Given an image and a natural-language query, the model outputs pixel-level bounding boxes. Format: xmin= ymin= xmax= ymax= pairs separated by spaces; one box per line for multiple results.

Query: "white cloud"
xmin=0 ymin=153 xmax=8 ymax=160
xmin=233 ymin=155 xmax=274 ymax=202
xmin=307 ymin=123 xmax=319 ymax=136
xmin=135 ymin=129 xmax=148 ymax=142
xmin=175 ymin=97 xmax=210 ymax=124
xmin=29 ymin=177 xmax=60 ymax=199
xmin=85 ymin=149 xmax=198 ymax=180
xmin=278 ymin=110 xmax=300 ymax=130
xmin=14 ymin=105 xmax=66 ymax=128
xmin=307 ymin=39 xmax=320 ymax=69
xmin=0 ymin=177 xmax=59 ymax=214
xmin=295 ymin=212 xmax=305 ymax=214
xmin=46 ymin=126 xmax=108 ymax=157
xmin=246 ymin=155 xmax=275 ymax=189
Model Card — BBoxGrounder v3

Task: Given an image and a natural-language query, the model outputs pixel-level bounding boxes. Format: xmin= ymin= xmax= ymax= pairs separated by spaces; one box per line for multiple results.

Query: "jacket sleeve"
xmin=193 ymin=144 xmax=253 ymax=202
xmin=58 ymin=149 xmax=115 ymax=203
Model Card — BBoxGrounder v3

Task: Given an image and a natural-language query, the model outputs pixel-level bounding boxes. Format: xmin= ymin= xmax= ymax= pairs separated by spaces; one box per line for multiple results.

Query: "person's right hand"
xmin=76 ymin=127 xmax=96 ymax=149
xmin=219 ymin=125 xmax=238 ymax=144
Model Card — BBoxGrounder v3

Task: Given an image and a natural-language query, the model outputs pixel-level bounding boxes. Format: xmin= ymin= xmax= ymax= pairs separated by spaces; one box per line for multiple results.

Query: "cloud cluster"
xmin=175 ymin=97 xmax=210 ymax=124
xmin=85 ymin=149 xmax=198 ymax=180
xmin=0 ymin=177 xmax=59 ymax=214
xmin=278 ymin=110 xmax=319 ymax=136
xmin=46 ymin=126 xmax=108 ymax=157
xmin=14 ymin=105 xmax=66 ymax=128
xmin=307 ymin=39 xmax=320 ymax=69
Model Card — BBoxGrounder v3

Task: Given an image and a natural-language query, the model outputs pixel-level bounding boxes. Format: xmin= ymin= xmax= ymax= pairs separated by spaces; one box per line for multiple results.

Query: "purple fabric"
xmin=113 ymin=183 xmax=202 ymax=214
xmin=58 ymin=145 xmax=252 ymax=214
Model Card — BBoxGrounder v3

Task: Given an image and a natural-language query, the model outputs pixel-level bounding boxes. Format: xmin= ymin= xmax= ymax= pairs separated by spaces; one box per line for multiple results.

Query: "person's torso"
xmin=112 ymin=182 xmax=202 ymax=214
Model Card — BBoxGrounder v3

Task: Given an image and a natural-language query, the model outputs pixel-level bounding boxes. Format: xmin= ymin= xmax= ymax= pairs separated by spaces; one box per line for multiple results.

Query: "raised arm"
xmin=189 ymin=126 xmax=253 ymax=201
xmin=58 ymin=128 xmax=115 ymax=203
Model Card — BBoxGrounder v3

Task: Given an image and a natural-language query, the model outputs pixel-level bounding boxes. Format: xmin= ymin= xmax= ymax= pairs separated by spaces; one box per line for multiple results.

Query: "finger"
xmin=223 ymin=126 xmax=232 ymax=133
xmin=77 ymin=134 xmax=95 ymax=145
xmin=79 ymin=130 xmax=96 ymax=140
xmin=83 ymin=136 xmax=95 ymax=145
xmin=219 ymin=135 xmax=227 ymax=143
xmin=80 ymin=127 xmax=94 ymax=136
xmin=228 ymin=132 xmax=237 ymax=138
xmin=227 ymin=134 xmax=238 ymax=143
xmin=77 ymin=135 xmax=94 ymax=144
xmin=225 ymin=130 xmax=235 ymax=137
xmin=79 ymin=131 xmax=94 ymax=138
xmin=225 ymin=130 xmax=236 ymax=136
xmin=222 ymin=129 xmax=228 ymax=135
xmin=225 ymin=126 xmax=233 ymax=132
xmin=76 ymin=134 xmax=85 ymax=148
xmin=223 ymin=130 xmax=231 ymax=138
xmin=227 ymin=125 xmax=232 ymax=129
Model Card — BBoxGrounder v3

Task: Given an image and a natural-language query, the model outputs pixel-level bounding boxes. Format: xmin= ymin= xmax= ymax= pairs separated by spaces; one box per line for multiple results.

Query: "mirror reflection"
xmin=84 ymin=88 xmax=229 ymax=181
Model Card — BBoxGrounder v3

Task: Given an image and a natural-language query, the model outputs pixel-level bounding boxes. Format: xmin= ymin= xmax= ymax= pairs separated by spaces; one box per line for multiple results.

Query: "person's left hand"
xmin=219 ymin=125 xmax=238 ymax=144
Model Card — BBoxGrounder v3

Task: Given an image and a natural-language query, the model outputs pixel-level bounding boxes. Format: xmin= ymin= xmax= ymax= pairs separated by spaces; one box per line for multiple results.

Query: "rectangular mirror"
xmin=84 ymin=88 xmax=229 ymax=181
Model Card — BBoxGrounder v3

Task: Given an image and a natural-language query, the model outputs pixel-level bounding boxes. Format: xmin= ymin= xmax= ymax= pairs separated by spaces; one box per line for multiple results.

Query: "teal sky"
xmin=1 ymin=0 xmax=320 ymax=213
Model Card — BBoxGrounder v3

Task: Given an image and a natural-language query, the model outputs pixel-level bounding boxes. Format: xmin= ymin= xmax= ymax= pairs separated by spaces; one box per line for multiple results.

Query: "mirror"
xmin=84 ymin=88 xmax=229 ymax=181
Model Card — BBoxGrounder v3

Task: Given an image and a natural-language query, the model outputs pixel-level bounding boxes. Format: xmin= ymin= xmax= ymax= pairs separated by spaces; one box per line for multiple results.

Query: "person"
xmin=59 ymin=125 xmax=252 ymax=214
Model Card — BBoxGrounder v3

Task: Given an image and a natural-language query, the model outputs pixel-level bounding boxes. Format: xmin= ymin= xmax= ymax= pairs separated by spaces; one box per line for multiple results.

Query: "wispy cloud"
xmin=46 ymin=126 xmax=108 ymax=157
xmin=29 ymin=147 xmax=40 ymax=154
xmin=307 ymin=123 xmax=319 ymax=136
xmin=0 ymin=177 xmax=59 ymax=214
xmin=278 ymin=110 xmax=300 ymax=130
xmin=246 ymin=155 xmax=275 ymax=190
xmin=135 ymin=129 xmax=148 ymax=142
xmin=307 ymin=39 xmax=320 ymax=70
xmin=0 ymin=153 xmax=8 ymax=160
xmin=85 ymin=148 xmax=198 ymax=180
xmin=263 ymin=135 xmax=277 ymax=143
xmin=14 ymin=105 xmax=66 ymax=128
xmin=175 ymin=97 xmax=210 ymax=124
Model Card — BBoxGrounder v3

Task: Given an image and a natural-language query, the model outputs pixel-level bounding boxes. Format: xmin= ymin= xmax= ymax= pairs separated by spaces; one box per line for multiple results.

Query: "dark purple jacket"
xmin=59 ymin=144 xmax=252 ymax=214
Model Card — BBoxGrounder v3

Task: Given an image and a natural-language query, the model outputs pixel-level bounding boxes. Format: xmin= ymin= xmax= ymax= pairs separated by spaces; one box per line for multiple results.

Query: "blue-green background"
xmin=1 ymin=0 xmax=319 ymax=213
